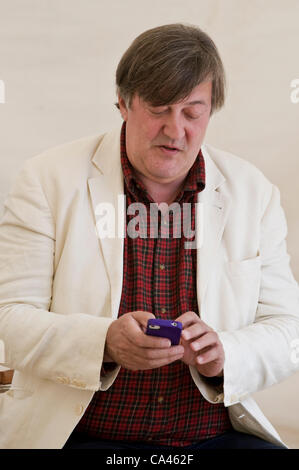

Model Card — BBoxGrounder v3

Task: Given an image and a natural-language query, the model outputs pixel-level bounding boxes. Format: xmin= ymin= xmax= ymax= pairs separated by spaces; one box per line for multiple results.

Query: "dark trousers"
xmin=63 ymin=430 xmax=286 ymax=449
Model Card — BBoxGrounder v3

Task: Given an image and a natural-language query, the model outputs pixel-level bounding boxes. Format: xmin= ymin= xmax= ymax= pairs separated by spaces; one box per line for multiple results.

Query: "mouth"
xmin=158 ymin=145 xmax=182 ymax=154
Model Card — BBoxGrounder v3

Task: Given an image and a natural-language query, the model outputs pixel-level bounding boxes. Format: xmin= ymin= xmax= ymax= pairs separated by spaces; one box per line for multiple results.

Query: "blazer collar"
xmin=91 ymin=126 xmax=123 ymax=179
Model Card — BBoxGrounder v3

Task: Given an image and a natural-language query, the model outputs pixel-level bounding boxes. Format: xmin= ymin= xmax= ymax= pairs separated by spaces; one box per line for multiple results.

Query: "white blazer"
xmin=0 ymin=127 xmax=299 ymax=449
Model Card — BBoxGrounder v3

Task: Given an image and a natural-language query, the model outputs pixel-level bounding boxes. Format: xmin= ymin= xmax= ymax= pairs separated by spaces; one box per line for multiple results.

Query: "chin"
xmin=150 ymin=172 xmax=180 ymax=183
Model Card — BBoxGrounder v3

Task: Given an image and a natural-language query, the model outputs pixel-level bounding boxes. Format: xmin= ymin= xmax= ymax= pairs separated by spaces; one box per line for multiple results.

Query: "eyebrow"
xmin=185 ymin=100 xmax=207 ymax=106
xmin=147 ymin=100 xmax=207 ymax=109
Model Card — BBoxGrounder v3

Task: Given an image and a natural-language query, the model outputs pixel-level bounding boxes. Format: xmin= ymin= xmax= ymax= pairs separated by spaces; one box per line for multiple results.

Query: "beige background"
xmin=0 ymin=0 xmax=299 ymax=448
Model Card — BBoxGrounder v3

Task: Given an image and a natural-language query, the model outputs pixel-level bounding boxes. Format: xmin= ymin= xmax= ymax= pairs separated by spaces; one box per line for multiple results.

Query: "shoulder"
xmin=203 ymin=143 xmax=272 ymax=191
xmin=202 ymin=143 xmax=275 ymax=213
xmin=203 ymin=143 xmax=265 ymax=178
xmin=15 ymin=130 xmax=120 ymax=197
xmin=6 ymin=132 xmax=112 ymax=211
xmin=24 ymin=133 xmax=106 ymax=175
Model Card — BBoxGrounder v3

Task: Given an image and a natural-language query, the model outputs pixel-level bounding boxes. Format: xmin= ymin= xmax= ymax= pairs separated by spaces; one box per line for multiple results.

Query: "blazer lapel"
xmin=197 ymin=145 xmax=231 ymax=324
xmin=88 ymin=127 xmax=125 ymax=319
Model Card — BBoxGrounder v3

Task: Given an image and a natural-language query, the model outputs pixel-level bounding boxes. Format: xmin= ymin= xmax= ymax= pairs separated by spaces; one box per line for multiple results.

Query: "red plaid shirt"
xmin=75 ymin=123 xmax=232 ymax=446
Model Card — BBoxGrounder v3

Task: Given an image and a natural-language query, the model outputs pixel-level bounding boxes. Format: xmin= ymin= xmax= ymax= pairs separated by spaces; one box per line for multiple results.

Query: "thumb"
xmin=131 ymin=311 xmax=156 ymax=332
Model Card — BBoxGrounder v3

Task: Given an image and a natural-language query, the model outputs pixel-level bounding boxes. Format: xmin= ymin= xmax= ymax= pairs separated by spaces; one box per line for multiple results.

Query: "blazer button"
xmin=75 ymin=404 xmax=84 ymax=416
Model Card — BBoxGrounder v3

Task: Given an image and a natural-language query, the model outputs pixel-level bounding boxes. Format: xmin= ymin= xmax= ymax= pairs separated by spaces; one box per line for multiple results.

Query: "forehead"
xmin=180 ymin=81 xmax=212 ymax=101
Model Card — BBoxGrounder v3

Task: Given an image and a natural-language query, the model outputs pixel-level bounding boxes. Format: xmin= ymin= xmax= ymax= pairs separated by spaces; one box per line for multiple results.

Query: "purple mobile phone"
xmin=146 ymin=318 xmax=182 ymax=345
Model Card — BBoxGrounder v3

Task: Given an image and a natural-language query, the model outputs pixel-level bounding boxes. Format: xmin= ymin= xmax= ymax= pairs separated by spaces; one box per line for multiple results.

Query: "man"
xmin=0 ymin=23 xmax=299 ymax=449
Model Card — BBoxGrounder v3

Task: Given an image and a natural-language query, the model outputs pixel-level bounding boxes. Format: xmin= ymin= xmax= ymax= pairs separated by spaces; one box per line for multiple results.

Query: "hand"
xmin=175 ymin=311 xmax=224 ymax=378
xmin=104 ymin=311 xmax=184 ymax=371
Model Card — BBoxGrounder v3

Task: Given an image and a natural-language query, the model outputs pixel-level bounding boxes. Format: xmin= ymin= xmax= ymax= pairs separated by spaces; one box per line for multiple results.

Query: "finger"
xmin=131 ymin=310 xmax=156 ymax=330
xmin=143 ymin=350 xmax=185 ymax=370
xmin=124 ymin=311 xmax=153 ymax=340
xmin=125 ymin=315 xmax=171 ymax=349
xmin=143 ymin=345 xmax=184 ymax=360
xmin=181 ymin=322 xmax=210 ymax=341
xmin=190 ymin=331 xmax=218 ymax=352
xmin=124 ymin=343 xmax=184 ymax=370
xmin=123 ymin=343 xmax=184 ymax=370
xmin=142 ymin=335 xmax=172 ymax=349
xmin=175 ymin=311 xmax=200 ymax=328
xmin=196 ymin=344 xmax=222 ymax=365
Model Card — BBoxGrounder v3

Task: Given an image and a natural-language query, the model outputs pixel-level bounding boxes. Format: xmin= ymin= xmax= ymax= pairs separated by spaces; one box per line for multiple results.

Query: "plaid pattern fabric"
xmin=75 ymin=123 xmax=232 ymax=446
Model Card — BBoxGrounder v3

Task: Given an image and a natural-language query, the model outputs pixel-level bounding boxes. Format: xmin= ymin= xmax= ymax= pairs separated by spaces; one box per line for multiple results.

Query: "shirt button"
xmin=214 ymin=393 xmax=224 ymax=403
xmin=161 ymin=308 xmax=166 ymax=314
xmin=158 ymin=396 xmax=164 ymax=403
xmin=159 ymin=264 xmax=165 ymax=270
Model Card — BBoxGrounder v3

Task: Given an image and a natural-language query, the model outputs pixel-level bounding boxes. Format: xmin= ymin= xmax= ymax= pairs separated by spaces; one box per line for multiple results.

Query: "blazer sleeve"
xmin=218 ymin=183 xmax=299 ymax=406
xmin=0 ymin=160 xmax=114 ymax=392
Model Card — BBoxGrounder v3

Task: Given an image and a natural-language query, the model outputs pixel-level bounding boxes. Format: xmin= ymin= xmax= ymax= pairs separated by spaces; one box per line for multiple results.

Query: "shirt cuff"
xmin=202 ymin=375 xmax=224 ymax=386
xmin=101 ymin=362 xmax=118 ymax=377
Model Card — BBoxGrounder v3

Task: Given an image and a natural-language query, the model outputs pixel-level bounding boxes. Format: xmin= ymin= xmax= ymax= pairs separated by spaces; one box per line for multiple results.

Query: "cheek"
xmin=142 ymin=122 xmax=162 ymax=144
xmin=188 ymin=120 xmax=210 ymax=145
xmin=188 ymin=130 xmax=203 ymax=148
xmin=138 ymin=114 xmax=163 ymax=138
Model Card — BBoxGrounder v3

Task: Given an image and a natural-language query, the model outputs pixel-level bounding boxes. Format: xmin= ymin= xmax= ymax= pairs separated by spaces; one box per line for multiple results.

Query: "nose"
xmin=162 ymin=112 xmax=185 ymax=142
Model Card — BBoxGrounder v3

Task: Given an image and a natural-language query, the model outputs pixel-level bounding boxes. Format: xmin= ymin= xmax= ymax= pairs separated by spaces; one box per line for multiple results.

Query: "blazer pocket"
xmin=223 ymin=256 xmax=262 ymax=327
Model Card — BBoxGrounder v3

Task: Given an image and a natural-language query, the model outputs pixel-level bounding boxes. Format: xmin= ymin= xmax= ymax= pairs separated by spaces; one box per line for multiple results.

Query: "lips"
xmin=158 ymin=144 xmax=182 ymax=152
xmin=161 ymin=145 xmax=179 ymax=151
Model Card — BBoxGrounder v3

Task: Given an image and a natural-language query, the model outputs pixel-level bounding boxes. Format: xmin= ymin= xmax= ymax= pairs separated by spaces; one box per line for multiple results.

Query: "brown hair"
xmin=115 ymin=23 xmax=226 ymax=115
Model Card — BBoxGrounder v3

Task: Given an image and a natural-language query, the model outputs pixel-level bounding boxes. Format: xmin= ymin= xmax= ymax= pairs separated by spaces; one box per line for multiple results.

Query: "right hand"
xmin=104 ymin=311 xmax=184 ymax=371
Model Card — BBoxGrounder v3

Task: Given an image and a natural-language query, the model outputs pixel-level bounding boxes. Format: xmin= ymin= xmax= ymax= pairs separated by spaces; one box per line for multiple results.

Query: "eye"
xmin=185 ymin=113 xmax=200 ymax=120
xmin=148 ymin=106 xmax=168 ymax=116
xmin=185 ymin=108 xmax=208 ymax=120
xmin=184 ymin=105 xmax=207 ymax=120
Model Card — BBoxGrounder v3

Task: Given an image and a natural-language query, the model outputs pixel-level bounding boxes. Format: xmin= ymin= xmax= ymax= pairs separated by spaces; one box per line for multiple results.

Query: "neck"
xmin=134 ymin=170 xmax=186 ymax=204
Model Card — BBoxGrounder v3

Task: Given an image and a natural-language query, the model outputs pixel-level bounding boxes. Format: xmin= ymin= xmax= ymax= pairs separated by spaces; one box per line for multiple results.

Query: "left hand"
xmin=175 ymin=311 xmax=224 ymax=378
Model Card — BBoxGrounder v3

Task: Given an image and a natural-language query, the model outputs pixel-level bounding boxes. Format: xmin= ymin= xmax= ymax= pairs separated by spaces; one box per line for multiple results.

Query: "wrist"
xmin=103 ymin=345 xmax=115 ymax=363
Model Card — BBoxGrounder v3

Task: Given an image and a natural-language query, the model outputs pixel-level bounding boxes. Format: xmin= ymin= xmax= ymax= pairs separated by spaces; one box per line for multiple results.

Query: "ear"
xmin=118 ymin=93 xmax=129 ymax=121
